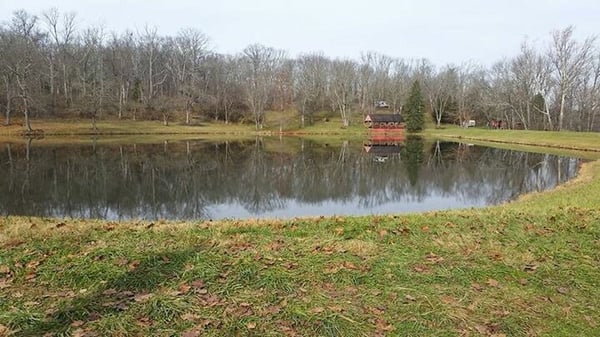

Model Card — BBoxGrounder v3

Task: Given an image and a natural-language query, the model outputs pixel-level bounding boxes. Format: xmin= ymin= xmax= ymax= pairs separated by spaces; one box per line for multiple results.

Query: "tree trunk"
xmin=185 ymin=101 xmax=191 ymax=125
xmin=558 ymin=93 xmax=566 ymax=131
xmin=63 ymin=63 xmax=69 ymax=107
xmin=92 ymin=113 xmax=98 ymax=132
xmin=23 ymin=99 xmax=33 ymax=133
xmin=4 ymin=84 xmax=10 ymax=126
xmin=118 ymin=83 xmax=124 ymax=119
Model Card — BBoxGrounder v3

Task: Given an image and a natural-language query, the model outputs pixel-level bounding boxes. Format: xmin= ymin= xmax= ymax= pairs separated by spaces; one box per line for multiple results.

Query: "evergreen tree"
xmin=404 ymin=80 xmax=425 ymax=132
xmin=403 ymin=136 xmax=425 ymax=186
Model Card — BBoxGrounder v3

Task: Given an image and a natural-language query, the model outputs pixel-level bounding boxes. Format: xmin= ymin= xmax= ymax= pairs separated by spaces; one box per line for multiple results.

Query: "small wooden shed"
xmin=364 ymin=114 xmax=405 ymax=129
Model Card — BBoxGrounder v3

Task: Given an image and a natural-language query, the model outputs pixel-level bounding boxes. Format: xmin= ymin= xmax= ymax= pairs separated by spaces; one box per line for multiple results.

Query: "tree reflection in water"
xmin=0 ymin=138 xmax=581 ymax=220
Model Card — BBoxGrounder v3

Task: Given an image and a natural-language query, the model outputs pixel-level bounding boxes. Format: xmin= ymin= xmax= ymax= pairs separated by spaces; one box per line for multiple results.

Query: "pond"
xmin=0 ymin=137 xmax=582 ymax=221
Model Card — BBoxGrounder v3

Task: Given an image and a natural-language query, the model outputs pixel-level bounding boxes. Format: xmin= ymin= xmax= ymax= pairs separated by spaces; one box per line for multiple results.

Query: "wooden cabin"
xmin=364 ymin=114 xmax=405 ymax=129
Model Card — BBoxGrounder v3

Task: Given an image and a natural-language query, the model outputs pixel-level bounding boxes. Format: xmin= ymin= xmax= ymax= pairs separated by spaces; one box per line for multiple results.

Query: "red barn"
xmin=364 ymin=114 xmax=405 ymax=129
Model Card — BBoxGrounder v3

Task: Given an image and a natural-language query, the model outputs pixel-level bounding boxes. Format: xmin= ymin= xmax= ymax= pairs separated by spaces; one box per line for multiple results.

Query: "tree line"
xmin=1 ymin=9 xmax=598 ymax=131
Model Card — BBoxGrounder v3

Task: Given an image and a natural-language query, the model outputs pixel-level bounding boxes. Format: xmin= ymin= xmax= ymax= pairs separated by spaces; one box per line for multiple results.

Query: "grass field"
xmin=0 ymin=124 xmax=599 ymax=336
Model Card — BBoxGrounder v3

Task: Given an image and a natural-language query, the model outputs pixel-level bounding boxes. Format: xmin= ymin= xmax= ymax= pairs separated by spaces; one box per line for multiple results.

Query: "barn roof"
xmin=365 ymin=114 xmax=404 ymax=122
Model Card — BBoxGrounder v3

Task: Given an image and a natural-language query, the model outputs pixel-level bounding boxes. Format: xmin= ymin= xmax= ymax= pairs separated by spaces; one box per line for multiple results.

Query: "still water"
xmin=0 ymin=137 xmax=581 ymax=220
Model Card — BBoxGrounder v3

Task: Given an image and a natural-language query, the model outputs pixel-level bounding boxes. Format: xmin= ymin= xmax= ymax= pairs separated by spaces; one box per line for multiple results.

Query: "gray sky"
xmin=1 ymin=0 xmax=598 ymax=65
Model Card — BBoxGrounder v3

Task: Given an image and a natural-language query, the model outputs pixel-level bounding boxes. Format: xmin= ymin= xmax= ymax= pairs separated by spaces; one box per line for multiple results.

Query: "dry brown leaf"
xmin=179 ymin=283 xmax=191 ymax=294
xmin=115 ymin=257 xmax=128 ymax=266
xmin=487 ymin=278 xmax=499 ymax=287
xmin=133 ymin=293 xmax=153 ymax=303
xmin=405 ymin=294 xmax=416 ymax=302
xmin=310 ymin=307 xmax=325 ymax=314
xmin=181 ymin=328 xmax=202 ymax=337
xmin=471 ymin=283 xmax=484 ymax=291
xmin=102 ymin=288 xmax=118 ymax=296
xmin=70 ymin=320 xmax=85 ymax=327
xmin=425 ymin=252 xmax=444 ymax=264
xmin=191 ymin=279 xmax=205 ymax=289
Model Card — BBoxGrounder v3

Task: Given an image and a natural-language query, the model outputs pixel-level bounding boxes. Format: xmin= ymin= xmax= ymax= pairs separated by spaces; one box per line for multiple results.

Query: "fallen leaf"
xmin=70 ymin=320 xmax=85 ymax=327
xmin=310 ymin=307 xmax=325 ymax=314
xmin=404 ymin=294 xmax=416 ymax=302
xmin=0 ymin=265 xmax=11 ymax=274
xmin=179 ymin=283 xmax=191 ymax=294
xmin=246 ymin=322 xmax=256 ymax=329
xmin=412 ymin=265 xmax=430 ymax=273
xmin=441 ymin=295 xmax=457 ymax=304
xmin=102 ymin=288 xmax=118 ymax=296
xmin=375 ymin=318 xmax=395 ymax=332
xmin=557 ymin=287 xmax=569 ymax=294
xmin=128 ymin=260 xmax=140 ymax=270
xmin=378 ymin=229 xmax=388 ymax=238
xmin=181 ymin=313 xmax=201 ymax=322
xmin=118 ymin=302 xmax=130 ymax=311
xmin=133 ymin=293 xmax=153 ymax=303
xmin=87 ymin=312 xmax=101 ymax=321
xmin=26 ymin=260 xmax=40 ymax=269
xmin=343 ymin=262 xmax=359 ymax=270
xmin=486 ymin=278 xmax=499 ymax=287
xmin=115 ymin=257 xmax=128 ymax=266
xmin=471 ymin=283 xmax=484 ymax=291
xmin=181 ymin=328 xmax=201 ymax=337
xmin=425 ymin=252 xmax=444 ymax=264
xmin=369 ymin=306 xmax=385 ymax=315
xmin=584 ymin=315 xmax=598 ymax=327
xmin=264 ymin=305 xmax=281 ymax=314
xmin=136 ymin=316 xmax=154 ymax=327
xmin=103 ymin=222 xmax=117 ymax=231
xmin=329 ymin=305 xmax=343 ymax=312
xmin=191 ymin=279 xmax=205 ymax=289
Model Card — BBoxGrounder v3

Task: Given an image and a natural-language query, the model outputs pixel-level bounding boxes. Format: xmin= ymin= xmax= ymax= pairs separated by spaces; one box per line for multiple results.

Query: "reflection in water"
xmin=0 ymin=138 xmax=581 ymax=220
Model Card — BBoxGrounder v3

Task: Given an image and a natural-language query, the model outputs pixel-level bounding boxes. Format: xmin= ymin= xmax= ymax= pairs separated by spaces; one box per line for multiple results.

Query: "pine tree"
xmin=404 ymin=80 xmax=425 ymax=132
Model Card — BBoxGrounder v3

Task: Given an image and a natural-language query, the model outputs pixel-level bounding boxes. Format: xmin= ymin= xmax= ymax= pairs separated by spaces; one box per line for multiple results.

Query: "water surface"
xmin=0 ymin=137 xmax=581 ymax=220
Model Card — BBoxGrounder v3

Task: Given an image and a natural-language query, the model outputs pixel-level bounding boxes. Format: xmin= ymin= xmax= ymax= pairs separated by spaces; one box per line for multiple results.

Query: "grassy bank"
xmin=426 ymin=126 xmax=600 ymax=153
xmin=1 ymin=129 xmax=600 ymax=336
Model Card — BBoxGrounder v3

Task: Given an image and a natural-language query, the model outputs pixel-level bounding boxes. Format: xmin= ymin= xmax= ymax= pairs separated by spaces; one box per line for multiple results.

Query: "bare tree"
xmin=138 ymin=26 xmax=167 ymax=109
xmin=427 ymin=65 xmax=458 ymax=127
xmin=388 ymin=59 xmax=412 ymax=112
xmin=42 ymin=8 xmax=77 ymax=112
xmin=329 ymin=59 xmax=356 ymax=127
xmin=548 ymin=26 xmax=596 ymax=130
xmin=1 ymin=10 xmax=44 ymax=132
xmin=359 ymin=52 xmax=394 ymax=115
xmin=166 ymin=28 xmax=210 ymax=124
xmin=241 ymin=44 xmax=285 ymax=130
xmin=106 ymin=31 xmax=136 ymax=119
xmin=294 ymin=52 xmax=329 ymax=127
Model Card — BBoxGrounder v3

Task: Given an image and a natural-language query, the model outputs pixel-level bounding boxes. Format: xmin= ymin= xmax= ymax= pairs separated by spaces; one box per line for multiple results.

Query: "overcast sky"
xmin=1 ymin=0 xmax=598 ymax=66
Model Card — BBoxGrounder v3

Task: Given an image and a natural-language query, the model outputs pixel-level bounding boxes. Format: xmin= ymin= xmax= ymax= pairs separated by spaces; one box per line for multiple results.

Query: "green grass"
xmin=1 ymin=127 xmax=600 ymax=336
xmin=426 ymin=125 xmax=600 ymax=152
